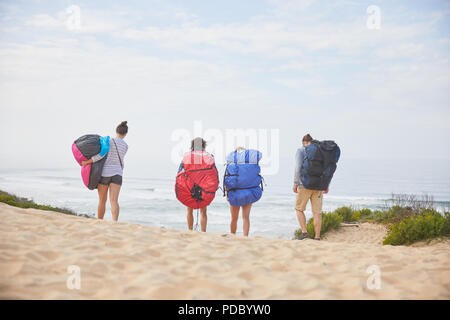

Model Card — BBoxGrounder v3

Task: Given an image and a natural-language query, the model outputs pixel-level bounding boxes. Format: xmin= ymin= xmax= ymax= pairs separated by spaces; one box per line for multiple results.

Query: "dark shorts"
xmin=99 ymin=175 xmax=123 ymax=186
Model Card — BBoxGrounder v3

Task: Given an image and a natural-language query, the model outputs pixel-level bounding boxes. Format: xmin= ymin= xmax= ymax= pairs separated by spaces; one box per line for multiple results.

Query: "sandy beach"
xmin=0 ymin=202 xmax=449 ymax=299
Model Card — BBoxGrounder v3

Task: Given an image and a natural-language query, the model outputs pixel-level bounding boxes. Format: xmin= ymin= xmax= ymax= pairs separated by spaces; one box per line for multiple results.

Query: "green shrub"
xmin=372 ymin=210 xmax=389 ymax=223
xmin=294 ymin=212 xmax=343 ymax=239
xmin=359 ymin=208 xmax=372 ymax=216
xmin=292 ymin=193 xmax=450 ymax=246
xmin=359 ymin=208 xmax=372 ymax=218
xmin=383 ymin=212 xmax=450 ymax=245
xmin=384 ymin=206 xmax=415 ymax=223
xmin=360 ymin=206 xmax=412 ymax=224
xmin=356 ymin=208 xmax=381 ymax=222
xmin=421 ymin=208 xmax=442 ymax=216
xmin=334 ymin=206 xmax=354 ymax=222
xmin=351 ymin=210 xmax=361 ymax=221
xmin=0 ymin=190 xmax=78 ymax=216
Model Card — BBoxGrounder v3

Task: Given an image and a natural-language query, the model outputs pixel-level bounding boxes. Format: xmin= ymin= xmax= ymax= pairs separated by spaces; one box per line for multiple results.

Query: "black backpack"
xmin=300 ymin=140 xmax=341 ymax=190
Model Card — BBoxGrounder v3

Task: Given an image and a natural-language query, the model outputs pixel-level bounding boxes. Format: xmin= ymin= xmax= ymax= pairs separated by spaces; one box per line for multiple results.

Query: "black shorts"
xmin=99 ymin=175 xmax=123 ymax=186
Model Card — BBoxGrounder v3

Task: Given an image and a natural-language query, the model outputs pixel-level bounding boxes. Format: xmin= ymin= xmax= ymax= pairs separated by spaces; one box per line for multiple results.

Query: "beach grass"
xmin=293 ymin=211 xmax=343 ymax=240
xmin=2 ymin=188 xmax=449 ymax=245
xmin=307 ymin=212 xmax=342 ymax=239
xmin=294 ymin=194 xmax=450 ymax=245
xmin=383 ymin=212 xmax=450 ymax=245
xmin=0 ymin=189 xmax=82 ymax=217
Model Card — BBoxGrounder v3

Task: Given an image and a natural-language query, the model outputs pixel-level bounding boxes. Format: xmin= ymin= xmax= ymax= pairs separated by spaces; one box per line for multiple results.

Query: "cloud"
xmin=268 ymin=0 xmax=317 ymax=15
xmin=106 ymin=13 xmax=439 ymax=62
xmin=274 ymin=77 xmax=340 ymax=96
xmin=25 ymin=13 xmax=62 ymax=28
xmin=24 ymin=8 xmax=133 ymax=34
xmin=0 ymin=40 xmax=272 ymax=169
xmin=375 ymin=43 xmax=424 ymax=59
xmin=14 ymin=1 xmax=444 ymax=63
xmin=0 ymin=0 xmax=449 ymax=168
xmin=354 ymin=57 xmax=450 ymax=112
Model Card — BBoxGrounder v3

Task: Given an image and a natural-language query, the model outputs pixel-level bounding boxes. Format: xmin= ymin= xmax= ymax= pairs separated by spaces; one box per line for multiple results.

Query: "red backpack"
xmin=175 ymin=151 xmax=219 ymax=209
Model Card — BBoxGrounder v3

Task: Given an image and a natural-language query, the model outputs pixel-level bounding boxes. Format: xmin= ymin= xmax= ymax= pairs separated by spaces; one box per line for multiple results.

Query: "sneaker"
xmin=314 ymin=238 xmax=321 ymax=241
xmin=298 ymin=232 xmax=310 ymax=240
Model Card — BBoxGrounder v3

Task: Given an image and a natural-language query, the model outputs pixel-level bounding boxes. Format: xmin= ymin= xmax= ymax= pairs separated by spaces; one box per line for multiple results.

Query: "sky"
xmin=0 ymin=0 xmax=449 ymax=180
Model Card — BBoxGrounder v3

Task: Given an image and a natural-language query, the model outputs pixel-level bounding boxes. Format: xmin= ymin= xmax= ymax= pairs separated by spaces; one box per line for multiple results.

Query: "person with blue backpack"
xmin=224 ymin=147 xmax=264 ymax=236
xmin=293 ymin=134 xmax=340 ymax=240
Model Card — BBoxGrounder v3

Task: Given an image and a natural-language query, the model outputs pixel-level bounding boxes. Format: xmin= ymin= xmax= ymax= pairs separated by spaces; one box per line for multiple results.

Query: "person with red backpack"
xmin=175 ymin=137 xmax=219 ymax=232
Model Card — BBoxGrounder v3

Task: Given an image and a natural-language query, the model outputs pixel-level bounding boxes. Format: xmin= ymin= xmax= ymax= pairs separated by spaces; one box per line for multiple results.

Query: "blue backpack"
xmin=223 ymin=149 xmax=263 ymax=207
xmin=301 ymin=140 xmax=341 ymax=190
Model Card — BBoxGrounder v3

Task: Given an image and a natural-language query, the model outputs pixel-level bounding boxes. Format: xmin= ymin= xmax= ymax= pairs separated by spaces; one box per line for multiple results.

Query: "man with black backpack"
xmin=293 ymin=134 xmax=340 ymax=241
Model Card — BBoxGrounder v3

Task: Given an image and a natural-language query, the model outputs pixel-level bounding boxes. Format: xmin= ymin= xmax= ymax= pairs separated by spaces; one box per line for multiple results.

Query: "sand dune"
xmin=0 ymin=202 xmax=449 ymax=299
xmin=323 ymin=222 xmax=388 ymax=245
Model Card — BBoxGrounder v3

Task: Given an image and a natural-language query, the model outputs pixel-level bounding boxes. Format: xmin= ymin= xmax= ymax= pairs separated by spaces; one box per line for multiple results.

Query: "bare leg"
xmin=109 ymin=183 xmax=121 ymax=221
xmin=97 ymin=184 xmax=108 ymax=219
xmin=296 ymin=210 xmax=308 ymax=233
xmin=200 ymin=207 xmax=207 ymax=232
xmin=313 ymin=211 xmax=322 ymax=239
xmin=186 ymin=207 xmax=193 ymax=230
xmin=242 ymin=204 xmax=252 ymax=236
xmin=230 ymin=205 xmax=240 ymax=234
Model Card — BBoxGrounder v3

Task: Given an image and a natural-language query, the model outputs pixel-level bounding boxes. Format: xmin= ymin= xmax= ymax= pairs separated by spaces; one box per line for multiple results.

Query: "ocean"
xmin=1 ymin=157 xmax=449 ymax=239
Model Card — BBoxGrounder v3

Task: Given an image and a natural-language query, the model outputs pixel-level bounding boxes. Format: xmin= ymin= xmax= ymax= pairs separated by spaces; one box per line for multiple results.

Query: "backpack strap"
xmin=245 ymin=150 xmax=249 ymax=163
xmin=223 ymin=165 xmax=227 ymax=197
xmin=112 ymin=139 xmax=123 ymax=170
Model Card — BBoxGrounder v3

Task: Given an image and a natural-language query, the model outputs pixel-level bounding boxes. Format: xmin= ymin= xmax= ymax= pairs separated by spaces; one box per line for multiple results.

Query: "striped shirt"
xmin=92 ymin=137 xmax=128 ymax=177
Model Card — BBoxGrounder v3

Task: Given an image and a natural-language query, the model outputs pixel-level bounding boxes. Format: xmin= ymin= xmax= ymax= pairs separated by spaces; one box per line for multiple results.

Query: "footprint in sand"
xmin=195 ymin=265 xmax=219 ymax=274
xmin=105 ymin=241 xmax=126 ymax=248
xmin=0 ymin=260 xmax=26 ymax=277
xmin=140 ymin=249 xmax=161 ymax=258
xmin=36 ymin=250 xmax=60 ymax=261
xmin=237 ymin=271 xmax=255 ymax=281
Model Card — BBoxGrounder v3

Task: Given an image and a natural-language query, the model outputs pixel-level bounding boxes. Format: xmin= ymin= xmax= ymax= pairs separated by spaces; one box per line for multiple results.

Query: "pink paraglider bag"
xmin=72 ymin=142 xmax=91 ymax=188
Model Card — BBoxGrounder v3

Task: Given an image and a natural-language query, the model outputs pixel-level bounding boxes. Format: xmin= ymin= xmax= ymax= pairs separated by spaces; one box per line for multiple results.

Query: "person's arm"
xmin=81 ymin=153 xmax=104 ymax=166
xmin=177 ymin=162 xmax=184 ymax=173
xmin=293 ymin=148 xmax=303 ymax=193
xmin=292 ymin=149 xmax=301 ymax=193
